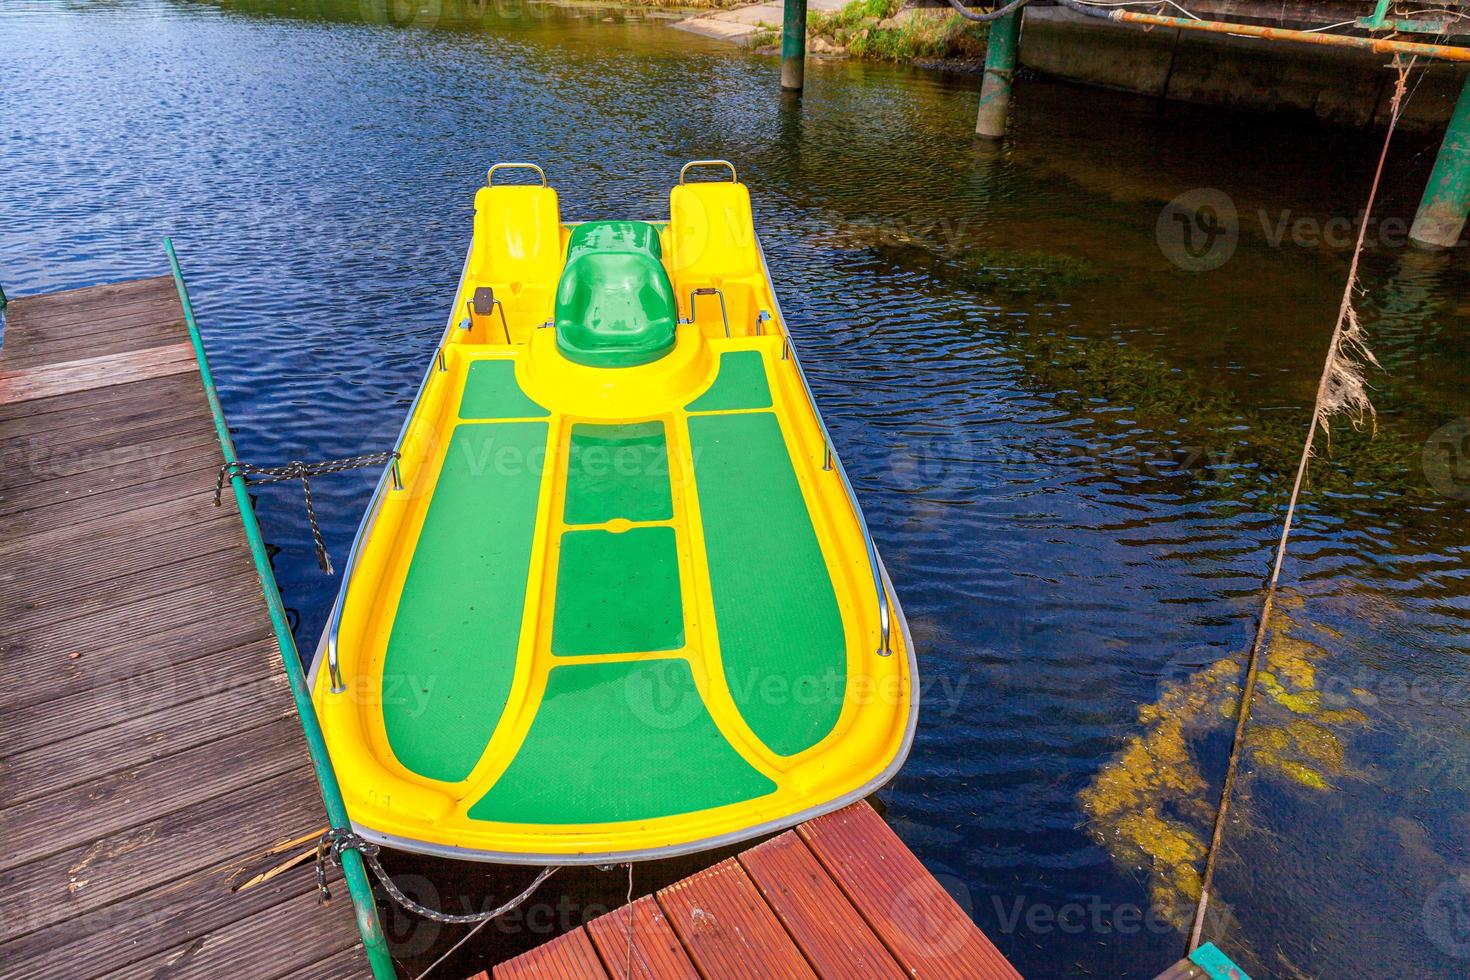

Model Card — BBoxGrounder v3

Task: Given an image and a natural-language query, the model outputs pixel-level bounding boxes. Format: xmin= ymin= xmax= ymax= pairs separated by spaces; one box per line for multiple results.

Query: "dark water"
xmin=4 ymin=1 xmax=1470 ymax=976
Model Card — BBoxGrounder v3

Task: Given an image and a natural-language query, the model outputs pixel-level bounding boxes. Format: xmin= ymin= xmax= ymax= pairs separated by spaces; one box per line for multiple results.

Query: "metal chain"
xmin=214 ymin=451 xmax=398 ymax=574
xmin=315 ymin=828 xmax=556 ymax=926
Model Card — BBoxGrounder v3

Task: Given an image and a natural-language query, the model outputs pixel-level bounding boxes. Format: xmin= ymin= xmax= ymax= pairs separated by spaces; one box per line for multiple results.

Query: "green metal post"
xmin=0 ymin=282 xmax=8 ymax=311
xmin=163 ymin=239 xmax=398 ymax=980
xmin=975 ymin=10 xmax=1022 ymax=138
xmin=1411 ymin=73 xmax=1470 ymax=248
xmin=781 ymin=0 xmax=808 ymax=92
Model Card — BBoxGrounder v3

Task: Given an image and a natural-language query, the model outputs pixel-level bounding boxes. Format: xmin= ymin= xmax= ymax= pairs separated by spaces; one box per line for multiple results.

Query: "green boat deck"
xmin=375 ymin=349 xmax=849 ymax=822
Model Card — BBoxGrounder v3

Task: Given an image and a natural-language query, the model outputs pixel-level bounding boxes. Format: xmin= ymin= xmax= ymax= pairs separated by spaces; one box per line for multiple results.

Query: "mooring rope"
xmin=623 ymin=862 xmax=636 ymax=980
xmin=214 ymin=451 xmax=398 ymax=574
xmin=1187 ymin=57 xmax=1412 ymax=952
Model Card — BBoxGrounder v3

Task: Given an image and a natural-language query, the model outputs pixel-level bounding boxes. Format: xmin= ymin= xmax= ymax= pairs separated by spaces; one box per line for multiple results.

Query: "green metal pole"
xmin=975 ymin=9 xmax=1022 ymax=138
xmin=163 ymin=239 xmax=398 ymax=980
xmin=781 ymin=0 xmax=808 ymax=92
xmin=1410 ymin=73 xmax=1470 ymax=248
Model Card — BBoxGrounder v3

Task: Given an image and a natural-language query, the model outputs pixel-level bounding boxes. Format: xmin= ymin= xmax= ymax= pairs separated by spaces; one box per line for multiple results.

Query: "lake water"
xmin=4 ymin=1 xmax=1469 ymax=976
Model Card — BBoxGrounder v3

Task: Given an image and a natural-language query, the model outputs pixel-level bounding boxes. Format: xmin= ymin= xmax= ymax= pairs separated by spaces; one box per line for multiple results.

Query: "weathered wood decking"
xmin=0 ymin=278 xmax=365 ymax=978
xmin=480 ymin=801 xmax=1021 ymax=980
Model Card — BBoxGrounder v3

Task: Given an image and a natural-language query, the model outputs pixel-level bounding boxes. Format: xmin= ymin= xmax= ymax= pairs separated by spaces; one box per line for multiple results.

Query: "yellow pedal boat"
xmin=311 ymin=161 xmax=916 ymax=863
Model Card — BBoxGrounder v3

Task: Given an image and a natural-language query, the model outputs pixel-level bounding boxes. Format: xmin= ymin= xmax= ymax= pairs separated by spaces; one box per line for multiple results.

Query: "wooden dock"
xmin=479 ymin=801 xmax=1021 ymax=980
xmin=0 ymin=278 xmax=366 ymax=977
xmin=0 ymin=276 xmax=1023 ymax=980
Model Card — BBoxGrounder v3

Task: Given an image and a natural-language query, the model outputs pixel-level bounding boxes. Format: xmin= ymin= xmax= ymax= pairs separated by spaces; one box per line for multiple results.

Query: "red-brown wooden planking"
xmin=585 ymin=895 xmax=700 ymax=980
xmin=739 ymin=830 xmax=906 ymax=980
xmin=798 ymin=802 xmax=1022 ymax=980
xmin=492 ymin=927 xmax=610 ymax=980
xmin=656 ymin=857 xmax=818 ymax=980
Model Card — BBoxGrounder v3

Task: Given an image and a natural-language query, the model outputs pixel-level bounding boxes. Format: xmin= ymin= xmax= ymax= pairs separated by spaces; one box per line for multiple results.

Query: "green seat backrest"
xmin=555 ymin=221 xmax=678 ymax=368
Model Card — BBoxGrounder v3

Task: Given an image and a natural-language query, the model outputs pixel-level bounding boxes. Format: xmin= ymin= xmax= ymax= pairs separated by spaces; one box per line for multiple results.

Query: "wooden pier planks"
xmin=0 ymin=278 xmax=365 ymax=978
xmin=481 ymin=800 xmax=1020 ymax=980
xmin=584 ymin=896 xmax=700 ymax=980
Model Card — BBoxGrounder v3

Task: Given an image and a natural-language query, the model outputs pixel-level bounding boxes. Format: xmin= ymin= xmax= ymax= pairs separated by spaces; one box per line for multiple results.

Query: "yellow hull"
xmin=311 ymin=163 xmax=916 ymax=862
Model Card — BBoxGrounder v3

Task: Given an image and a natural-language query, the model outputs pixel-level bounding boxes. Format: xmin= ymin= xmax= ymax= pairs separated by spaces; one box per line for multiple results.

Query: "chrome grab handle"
xmin=755 ymin=237 xmax=891 ymax=657
xmin=679 ymin=159 xmax=738 ymax=184
xmin=684 ymin=287 xmax=730 ymax=338
xmin=487 ymin=162 xmax=548 ymax=187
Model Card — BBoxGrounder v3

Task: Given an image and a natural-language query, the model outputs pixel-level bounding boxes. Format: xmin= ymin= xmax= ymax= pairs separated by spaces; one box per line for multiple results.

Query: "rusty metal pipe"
xmin=1111 ymin=11 xmax=1470 ymax=62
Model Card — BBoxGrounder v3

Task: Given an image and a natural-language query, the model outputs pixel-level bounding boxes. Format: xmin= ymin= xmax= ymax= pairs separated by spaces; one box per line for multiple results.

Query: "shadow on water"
xmin=3 ymin=1 xmax=1470 ymax=976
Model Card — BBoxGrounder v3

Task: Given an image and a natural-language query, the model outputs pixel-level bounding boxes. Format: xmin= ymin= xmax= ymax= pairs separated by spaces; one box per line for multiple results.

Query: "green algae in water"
xmin=1079 ymin=593 xmax=1372 ymax=930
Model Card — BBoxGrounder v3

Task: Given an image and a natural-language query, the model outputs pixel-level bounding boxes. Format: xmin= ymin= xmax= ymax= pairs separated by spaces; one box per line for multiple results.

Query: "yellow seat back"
xmin=667 ymin=182 xmax=765 ymax=337
xmin=667 ymin=182 xmax=759 ymax=280
xmin=471 ymin=184 xmax=562 ymax=283
xmin=468 ymin=185 xmax=563 ymax=338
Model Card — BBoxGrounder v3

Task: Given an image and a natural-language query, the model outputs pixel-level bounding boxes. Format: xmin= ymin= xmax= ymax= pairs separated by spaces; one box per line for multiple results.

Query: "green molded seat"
xmin=555 ymin=221 xmax=678 ymax=368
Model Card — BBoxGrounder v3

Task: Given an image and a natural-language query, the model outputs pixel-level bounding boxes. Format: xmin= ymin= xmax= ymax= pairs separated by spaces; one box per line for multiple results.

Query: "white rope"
xmin=623 ymin=863 xmax=636 ymax=979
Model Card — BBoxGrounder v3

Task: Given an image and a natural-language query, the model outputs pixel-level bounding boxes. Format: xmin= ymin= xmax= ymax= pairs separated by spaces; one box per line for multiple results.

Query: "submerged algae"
xmin=1079 ymin=593 xmax=1372 ymax=929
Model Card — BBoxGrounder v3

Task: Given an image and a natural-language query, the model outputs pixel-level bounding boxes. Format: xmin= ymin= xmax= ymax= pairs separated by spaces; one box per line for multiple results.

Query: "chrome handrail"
xmin=324 ymin=244 xmax=477 ymax=693
xmin=467 ymin=296 xmax=511 ymax=344
xmin=487 ymin=162 xmax=548 ymax=187
xmin=685 ymin=287 xmax=730 ymax=338
xmin=679 ymin=159 xmax=738 ymax=184
xmin=755 ymin=235 xmax=891 ymax=657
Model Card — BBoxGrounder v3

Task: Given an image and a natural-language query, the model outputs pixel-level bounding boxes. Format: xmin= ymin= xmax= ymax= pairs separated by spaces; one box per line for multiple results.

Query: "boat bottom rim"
xmin=314 ymin=559 xmax=919 ymax=864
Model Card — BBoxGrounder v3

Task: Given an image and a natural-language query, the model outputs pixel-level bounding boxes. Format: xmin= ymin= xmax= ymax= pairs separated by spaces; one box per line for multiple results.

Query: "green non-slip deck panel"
xmin=468 ymin=659 xmax=776 ymax=824
xmin=459 ymin=359 xmax=548 ymax=419
xmin=552 ymin=526 xmax=684 ymax=656
xmin=687 ymin=350 xmax=772 ymax=412
xmin=687 ymin=412 xmax=846 ymax=756
xmin=563 ymin=422 xmax=673 ymax=526
xmin=381 ymin=421 xmax=547 ymax=782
